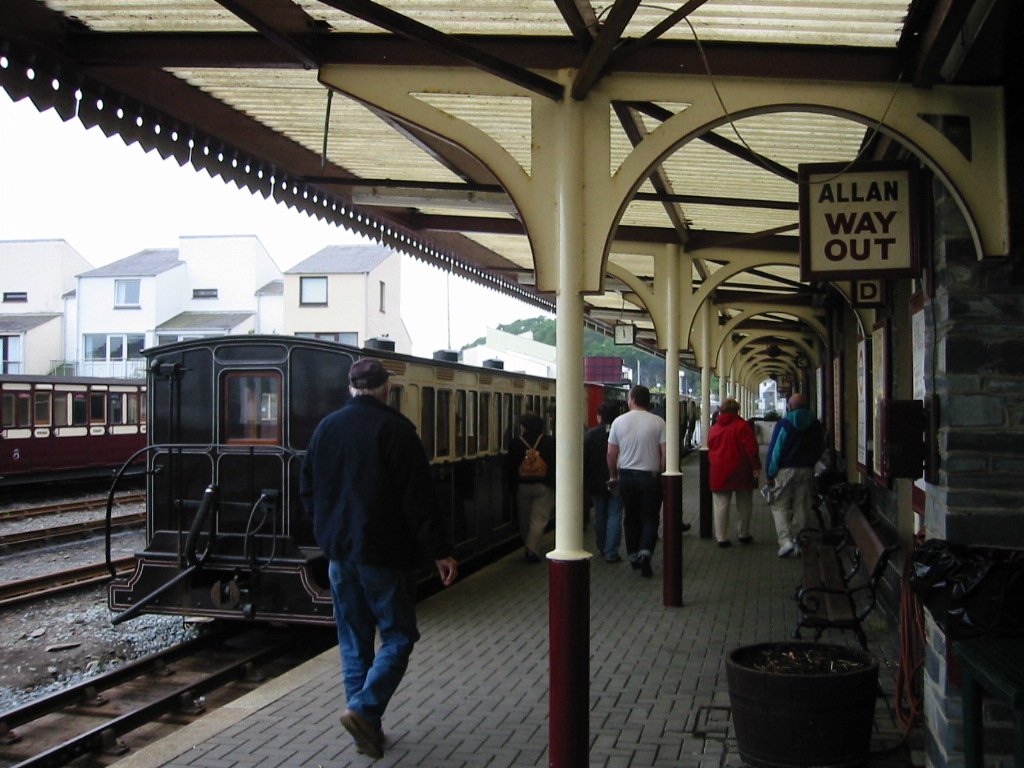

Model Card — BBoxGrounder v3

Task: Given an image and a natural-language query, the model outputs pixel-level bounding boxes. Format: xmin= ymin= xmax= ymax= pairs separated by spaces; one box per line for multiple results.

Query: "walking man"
xmin=707 ymin=398 xmax=761 ymax=547
xmin=584 ymin=402 xmax=624 ymax=563
xmin=300 ymin=357 xmax=458 ymax=759
xmin=764 ymin=392 xmax=825 ymax=558
xmin=607 ymin=385 xmax=677 ymax=578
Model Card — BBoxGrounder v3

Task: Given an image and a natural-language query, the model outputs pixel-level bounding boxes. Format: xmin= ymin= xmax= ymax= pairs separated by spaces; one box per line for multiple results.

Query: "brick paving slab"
xmin=112 ymin=452 xmax=922 ymax=768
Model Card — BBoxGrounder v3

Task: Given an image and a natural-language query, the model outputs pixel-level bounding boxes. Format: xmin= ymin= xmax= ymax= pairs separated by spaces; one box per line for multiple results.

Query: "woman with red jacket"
xmin=707 ymin=398 xmax=762 ymax=547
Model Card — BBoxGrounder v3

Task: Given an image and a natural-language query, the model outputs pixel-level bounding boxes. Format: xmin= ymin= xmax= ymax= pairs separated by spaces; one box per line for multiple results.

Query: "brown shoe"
xmin=340 ymin=708 xmax=384 ymax=759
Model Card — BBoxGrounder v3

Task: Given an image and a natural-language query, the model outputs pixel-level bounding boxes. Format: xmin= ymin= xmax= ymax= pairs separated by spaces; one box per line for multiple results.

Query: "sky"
xmin=0 ymin=91 xmax=548 ymax=357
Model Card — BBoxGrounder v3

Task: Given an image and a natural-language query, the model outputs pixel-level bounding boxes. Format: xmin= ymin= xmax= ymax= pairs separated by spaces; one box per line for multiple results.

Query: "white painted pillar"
xmin=550 ymin=98 xmax=587 ymax=559
xmin=700 ymin=301 xmax=712 ymax=444
xmin=664 ymin=243 xmax=681 ymax=472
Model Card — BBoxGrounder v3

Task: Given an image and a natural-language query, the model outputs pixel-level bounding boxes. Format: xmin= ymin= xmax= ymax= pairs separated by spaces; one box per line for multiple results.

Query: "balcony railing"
xmin=48 ymin=360 xmax=148 ymax=379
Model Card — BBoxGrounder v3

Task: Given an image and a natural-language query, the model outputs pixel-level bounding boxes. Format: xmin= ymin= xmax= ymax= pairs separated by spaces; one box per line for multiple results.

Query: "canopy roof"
xmin=1 ymin=0 xmax=1014 ymax=369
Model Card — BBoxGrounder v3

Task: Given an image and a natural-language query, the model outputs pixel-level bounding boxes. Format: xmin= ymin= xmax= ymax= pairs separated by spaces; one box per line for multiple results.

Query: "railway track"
xmin=0 ymin=626 xmax=335 ymax=768
xmin=0 ymin=494 xmax=145 ymax=523
xmin=0 ymin=514 xmax=145 ymax=551
xmin=0 ymin=557 xmax=136 ymax=609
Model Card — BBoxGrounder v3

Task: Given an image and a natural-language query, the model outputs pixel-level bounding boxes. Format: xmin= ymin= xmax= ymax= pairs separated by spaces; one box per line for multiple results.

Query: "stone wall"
xmin=921 ymin=183 xmax=1024 ymax=767
xmin=927 ymin=229 xmax=1024 ymax=547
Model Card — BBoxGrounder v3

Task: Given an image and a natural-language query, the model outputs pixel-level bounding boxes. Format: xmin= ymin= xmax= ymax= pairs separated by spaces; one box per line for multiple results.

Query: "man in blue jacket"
xmin=765 ymin=393 xmax=824 ymax=558
xmin=300 ymin=357 xmax=458 ymax=759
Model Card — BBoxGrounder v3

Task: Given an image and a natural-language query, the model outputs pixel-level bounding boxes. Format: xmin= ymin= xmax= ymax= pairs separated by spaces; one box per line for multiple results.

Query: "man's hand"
xmin=436 ymin=557 xmax=458 ymax=587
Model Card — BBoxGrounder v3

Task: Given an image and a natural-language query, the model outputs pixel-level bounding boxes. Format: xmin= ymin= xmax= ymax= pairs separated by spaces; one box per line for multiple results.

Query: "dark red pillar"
xmin=662 ymin=473 xmax=683 ymax=606
xmin=549 ymin=557 xmax=589 ymax=768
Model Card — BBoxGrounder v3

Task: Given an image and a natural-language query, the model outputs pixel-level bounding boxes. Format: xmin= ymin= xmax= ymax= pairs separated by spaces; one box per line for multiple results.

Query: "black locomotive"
xmin=107 ymin=335 xmax=555 ymax=626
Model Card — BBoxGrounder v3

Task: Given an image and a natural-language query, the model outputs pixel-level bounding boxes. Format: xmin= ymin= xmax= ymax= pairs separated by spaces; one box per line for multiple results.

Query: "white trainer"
xmin=777 ymin=541 xmax=795 ymax=558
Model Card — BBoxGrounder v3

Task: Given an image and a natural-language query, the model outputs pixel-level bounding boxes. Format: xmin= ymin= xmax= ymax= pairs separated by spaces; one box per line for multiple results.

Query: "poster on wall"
xmin=816 ymin=367 xmax=825 ymax=421
xmin=833 ymin=354 xmax=843 ymax=453
xmin=871 ymin=321 xmax=889 ymax=483
xmin=911 ymin=293 xmax=927 ymax=510
xmin=857 ymin=339 xmax=870 ymax=472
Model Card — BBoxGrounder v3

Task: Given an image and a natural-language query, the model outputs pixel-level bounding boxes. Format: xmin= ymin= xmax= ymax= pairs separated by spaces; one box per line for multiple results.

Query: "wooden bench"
xmin=793 ymin=503 xmax=898 ymax=649
xmin=954 ymin=637 xmax=1024 ymax=768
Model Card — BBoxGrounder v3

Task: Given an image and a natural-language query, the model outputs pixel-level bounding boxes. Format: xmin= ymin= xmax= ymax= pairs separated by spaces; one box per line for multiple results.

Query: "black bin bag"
xmin=910 ymin=539 xmax=1024 ymax=639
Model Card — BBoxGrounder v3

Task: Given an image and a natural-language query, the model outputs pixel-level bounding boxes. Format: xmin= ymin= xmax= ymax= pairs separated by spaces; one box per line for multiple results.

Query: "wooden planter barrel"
xmin=725 ymin=642 xmax=879 ymax=768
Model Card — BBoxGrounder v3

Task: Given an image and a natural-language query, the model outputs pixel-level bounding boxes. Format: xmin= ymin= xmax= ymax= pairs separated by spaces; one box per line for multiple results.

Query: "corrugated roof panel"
xmin=296 ymin=0 xmax=580 ymax=36
xmin=292 ymin=0 xmax=910 ymax=46
xmin=463 ymin=233 xmax=534 ymax=270
xmin=608 ymin=252 xmax=654 ymax=278
xmin=412 ymin=93 xmax=533 ymax=174
xmin=170 ymin=69 xmax=463 ymax=183
xmin=628 ymin=1 xmax=911 ymax=47
xmin=45 ymin=0 xmax=253 ymax=32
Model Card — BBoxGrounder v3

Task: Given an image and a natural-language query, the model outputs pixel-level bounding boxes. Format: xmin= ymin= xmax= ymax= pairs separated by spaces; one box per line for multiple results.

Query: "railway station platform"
xmin=112 ymin=453 xmax=922 ymax=768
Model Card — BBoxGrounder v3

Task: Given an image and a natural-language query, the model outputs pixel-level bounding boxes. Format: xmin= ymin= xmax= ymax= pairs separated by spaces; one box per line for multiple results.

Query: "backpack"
xmin=518 ymin=435 xmax=548 ymax=479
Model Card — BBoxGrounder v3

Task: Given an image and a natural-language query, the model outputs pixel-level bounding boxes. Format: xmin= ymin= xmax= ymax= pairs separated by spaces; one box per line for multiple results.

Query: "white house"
xmin=284 ymin=245 xmax=412 ymax=352
xmin=74 ymin=235 xmax=283 ymax=378
xmin=0 ymin=239 xmax=92 ymax=374
xmin=461 ymin=327 xmax=556 ymax=378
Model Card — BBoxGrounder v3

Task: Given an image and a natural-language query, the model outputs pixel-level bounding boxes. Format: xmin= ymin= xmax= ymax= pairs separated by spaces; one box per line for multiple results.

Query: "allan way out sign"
xmin=798 ymin=161 xmax=922 ymax=282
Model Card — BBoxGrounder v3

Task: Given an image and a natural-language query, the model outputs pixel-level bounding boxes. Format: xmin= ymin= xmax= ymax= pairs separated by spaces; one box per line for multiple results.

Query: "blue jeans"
xmin=328 ymin=560 xmax=420 ymax=728
xmin=619 ymin=470 xmax=662 ymax=559
xmin=592 ymin=493 xmax=623 ymax=560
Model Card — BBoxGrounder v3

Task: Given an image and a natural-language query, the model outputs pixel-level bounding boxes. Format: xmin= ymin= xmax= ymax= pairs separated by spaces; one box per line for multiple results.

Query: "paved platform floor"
xmin=113 ymin=453 xmax=924 ymax=768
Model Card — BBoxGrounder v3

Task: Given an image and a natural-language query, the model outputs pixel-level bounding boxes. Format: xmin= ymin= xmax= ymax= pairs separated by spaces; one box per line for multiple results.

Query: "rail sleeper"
xmin=793 ymin=504 xmax=898 ymax=649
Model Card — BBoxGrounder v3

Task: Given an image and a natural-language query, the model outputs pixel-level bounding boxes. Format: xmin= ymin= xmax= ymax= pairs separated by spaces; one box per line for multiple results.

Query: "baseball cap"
xmin=348 ymin=358 xmax=391 ymax=388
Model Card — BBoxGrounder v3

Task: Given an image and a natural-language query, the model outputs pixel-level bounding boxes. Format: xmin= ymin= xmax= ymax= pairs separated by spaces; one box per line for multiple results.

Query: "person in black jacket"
xmin=300 ymin=357 xmax=457 ymax=759
xmin=506 ymin=411 xmax=556 ymax=563
xmin=584 ymin=402 xmax=624 ymax=562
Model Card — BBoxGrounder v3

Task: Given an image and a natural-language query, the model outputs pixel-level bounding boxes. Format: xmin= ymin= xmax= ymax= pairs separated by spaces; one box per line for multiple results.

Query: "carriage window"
xmin=436 ymin=390 xmax=451 ymax=457
xmin=388 ymin=384 xmax=402 ymax=414
xmin=421 ymin=387 xmax=435 ymax=458
xmin=479 ymin=393 xmax=491 ymax=452
xmin=89 ymin=392 xmax=107 ymax=425
xmin=504 ymin=394 xmax=515 ymax=448
xmin=71 ymin=393 xmax=88 ymax=425
xmin=466 ymin=392 xmax=477 ymax=454
xmin=109 ymin=393 xmax=125 ymax=425
xmin=2 ymin=392 xmax=31 ymax=427
xmin=223 ymin=372 xmax=281 ymax=444
xmin=33 ymin=392 xmax=52 ymax=426
xmin=127 ymin=393 xmax=140 ymax=425
xmin=454 ymin=390 xmax=467 ymax=458
xmin=53 ymin=393 xmax=69 ymax=426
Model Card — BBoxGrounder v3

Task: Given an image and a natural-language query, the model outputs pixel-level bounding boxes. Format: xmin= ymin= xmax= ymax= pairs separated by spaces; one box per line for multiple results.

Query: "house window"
xmin=295 ymin=331 xmax=358 ymax=346
xmin=1 ymin=336 xmax=22 ymax=374
xmin=114 ymin=279 xmax=141 ymax=307
xmin=2 ymin=292 xmax=27 ymax=302
xmin=192 ymin=288 xmax=218 ymax=299
xmin=157 ymin=333 xmax=206 ymax=345
xmin=300 ymin=276 xmax=328 ymax=305
xmin=84 ymin=334 xmax=146 ymax=361
xmin=379 ymin=280 xmax=386 ymax=312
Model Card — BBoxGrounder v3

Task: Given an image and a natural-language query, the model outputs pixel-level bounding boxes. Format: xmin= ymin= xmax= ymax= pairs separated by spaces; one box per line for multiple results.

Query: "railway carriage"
xmin=0 ymin=374 xmax=146 ymax=486
xmin=107 ymin=335 xmax=555 ymax=626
